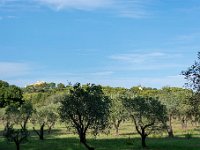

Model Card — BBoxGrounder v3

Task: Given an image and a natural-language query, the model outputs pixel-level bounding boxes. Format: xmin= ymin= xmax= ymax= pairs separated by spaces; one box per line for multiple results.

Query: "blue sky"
xmin=0 ymin=0 xmax=200 ymax=88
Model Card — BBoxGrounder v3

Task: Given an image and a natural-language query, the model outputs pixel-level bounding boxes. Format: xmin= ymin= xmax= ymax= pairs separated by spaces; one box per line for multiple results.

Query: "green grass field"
xmin=1 ymin=122 xmax=200 ymax=150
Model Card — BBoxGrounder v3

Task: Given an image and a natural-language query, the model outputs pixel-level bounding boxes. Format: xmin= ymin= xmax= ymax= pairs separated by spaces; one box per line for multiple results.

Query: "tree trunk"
xmin=115 ymin=127 xmax=119 ymax=136
xmin=167 ymin=115 xmax=174 ymax=138
xmin=40 ymin=124 xmax=44 ymax=140
xmin=33 ymin=124 xmax=45 ymax=140
xmin=181 ymin=117 xmax=187 ymax=130
xmin=16 ymin=143 xmax=20 ymax=150
xmin=114 ymin=122 xmax=119 ymax=136
xmin=48 ymin=126 xmax=52 ymax=134
xmin=167 ymin=128 xmax=174 ymax=138
xmin=15 ymin=141 xmax=20 ymax=150
xmin=114 ymin=120 xmax=121 ymax=136
xmin=141 ymin=128 xmax=147 ymax=148
xmin=79 ymin=132 xmax=94 ymax=150
xmin=141 ymin=135 xmax=146 ymax=148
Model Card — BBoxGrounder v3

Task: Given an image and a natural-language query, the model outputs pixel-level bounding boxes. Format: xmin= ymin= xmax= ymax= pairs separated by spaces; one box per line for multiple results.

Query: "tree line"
xmin=1 ymin=52 xmax=200 ymax=150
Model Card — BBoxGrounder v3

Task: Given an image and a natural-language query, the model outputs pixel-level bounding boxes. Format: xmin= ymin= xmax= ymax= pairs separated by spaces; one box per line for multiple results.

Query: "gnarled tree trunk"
xmin=79 ymin=129 xmax=94 ymax=150
xmin=167 ymin=114 xmax=174 ymax=138
xmin=33 ymin=123 xmax=45 ymax=140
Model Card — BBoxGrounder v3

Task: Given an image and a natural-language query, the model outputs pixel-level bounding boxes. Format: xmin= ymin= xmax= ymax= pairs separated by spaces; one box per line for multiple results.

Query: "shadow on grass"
xmin=1 ymin=132 xmax=200 ymax=150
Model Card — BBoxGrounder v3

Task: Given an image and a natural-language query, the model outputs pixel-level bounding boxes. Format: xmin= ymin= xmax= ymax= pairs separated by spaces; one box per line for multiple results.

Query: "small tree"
xmin=59 ymin=83 xmax=111 ymax=150
xmin=123 ymin=96 xmax=168 ymax=148
xmin=17 ymin=102 xmax=34 ymax=130
xmin=159 ymin=87 xmax=179 ymax=138
xmin=110 ymin=96 xmax=128 ymax=135
xmin=2 ymin=104 xmax=30 ymax=150
xmin=31 ymin=105 xmax=58 ymax=140
xmin=4 ymin=127 xmax=29 ymax=150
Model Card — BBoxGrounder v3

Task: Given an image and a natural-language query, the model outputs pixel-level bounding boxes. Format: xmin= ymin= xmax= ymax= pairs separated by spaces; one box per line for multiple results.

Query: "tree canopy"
xmin=123 ymin=96 xmax=168 ymax=147
xmin=59 ymin=83 xmax=111 ymax=150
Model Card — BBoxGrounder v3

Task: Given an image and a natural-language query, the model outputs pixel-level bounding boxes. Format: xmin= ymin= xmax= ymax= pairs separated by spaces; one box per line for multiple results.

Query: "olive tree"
xmin=182 ymin=51 xmax=200 ymax=123
xmin=123 ymin=96 xmax=168 ymax=148
xmin=2 ymin=103 xmax=31 ymax=150
xmin=159 ymin=87 xmax=179 ymax=138
xmin=31 ymin=105 xmax=58 ymax=140
xmin=59 ymin=83 xmax=111 ymax=150
xmin=110 ymin=96 xmax=128 ymax=135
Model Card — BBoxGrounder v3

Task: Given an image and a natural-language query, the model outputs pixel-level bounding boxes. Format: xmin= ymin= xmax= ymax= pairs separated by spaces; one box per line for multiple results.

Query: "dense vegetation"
xmin=1 ymin=52 xmax=200 ymax=150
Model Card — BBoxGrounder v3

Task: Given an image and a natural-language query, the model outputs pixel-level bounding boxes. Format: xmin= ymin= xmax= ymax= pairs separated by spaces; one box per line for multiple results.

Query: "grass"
xmin=1 ymin=135 xmax=200 ymax=150
xmin=1 ymin=122 xmax=200 ymax=150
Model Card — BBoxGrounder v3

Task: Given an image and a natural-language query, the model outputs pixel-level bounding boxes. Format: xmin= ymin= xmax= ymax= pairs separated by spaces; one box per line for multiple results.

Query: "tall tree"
xmin=182 ymin=51 xmax=200 ymax=124
xmin=59 ymin=83 xmax=111 ymax=150
xmin=182 ymin=52 xmax=200 ymax=91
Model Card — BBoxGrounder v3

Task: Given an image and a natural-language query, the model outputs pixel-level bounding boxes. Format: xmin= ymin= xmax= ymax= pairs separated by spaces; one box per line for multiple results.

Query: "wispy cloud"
xmin=36 ymin=0 xmax=152 ymax=18
xmin=108 ymin=52 xmax=184 ymax=71
xmin=0 ymin=15 xmax=17 ymax=20
xmin=36 ymin=0 xmax=113 ymax=10
xmin=0 ymin=62 xmax=31 ymax=78
xmin=0 ymin=0 xmax=41 ymax=12
xmin=0 ymin=0 xmax=153 ymax=18
xmin=174 ymin=32 xmax=200 ymax=43
xmin=110 ymin=52 xmax=166 ymax=63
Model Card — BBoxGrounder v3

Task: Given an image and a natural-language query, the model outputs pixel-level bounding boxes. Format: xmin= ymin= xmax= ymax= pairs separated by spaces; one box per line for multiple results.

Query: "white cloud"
xmin=0 ymin=62 xmax=30 ymax=78
xmin=36 ymin=0 xmax=151 ymax=18
xmin=110 ymin=52 xmax=166 ymax=63
xmin=0 ymin=0 xmax=152 ymax=18
xmin=107 ymin=52 xmax=185 ymax=71
xmin=36 ymin=0 xmax=114 ymax=10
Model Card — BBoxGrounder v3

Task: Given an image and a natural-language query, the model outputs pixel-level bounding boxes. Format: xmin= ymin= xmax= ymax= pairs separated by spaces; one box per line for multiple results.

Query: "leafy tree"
xmin=1 ymin=104 xmax=18 ymax=131
xmin=0 ymin=81 xmax=23 ymax=107
xmin=110 ymin=95 xmax=128 ymax=135
xmin=123 ymin=96 xmax=168 ymax=148
xmin=182 ymin=52 xmax=200 ymax=91
xmin=4 ymin=127 xmax=29 ymax=150
xmin=159 ymin=87 xmax=179 ymax=137
xmin=59 ymin=83 xmax=111 ymax=150
xmin=17 ymin=102 xmax=34 ymax=130
xmin=0 ymin=80 xmax=9 ymax=88
xmin=102 ymin=86 xmax=128 ymax=135
xmin=31 ymin=105 xmax=58 ymax=140
xmin=57 ymin=83 xmax=65 ymax=90
xmin=2 ymin=104 xmax=30 ymax=150
xmin=182 ymin=52 xmax=200 ymax=124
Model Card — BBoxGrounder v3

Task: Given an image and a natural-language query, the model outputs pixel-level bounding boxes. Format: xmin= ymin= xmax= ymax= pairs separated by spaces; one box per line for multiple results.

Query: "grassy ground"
xmin=1 ymin=135 xmax=200 ymax=150
xmin=1 ymin=122 xmax=200 ymax=150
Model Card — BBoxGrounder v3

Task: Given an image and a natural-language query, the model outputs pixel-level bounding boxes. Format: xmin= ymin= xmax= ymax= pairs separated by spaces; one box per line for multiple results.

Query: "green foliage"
xmin=1 ymin=102 xmax=32 ymax=150
xmin=0 ymin=80 xmax=23 ymax=107
xmin=110 ymin=95 xmax=128 ymax=135
xmin=31 ymin=105 xmax=57 ymax=127
xmin=59 ymin=83 xmax=111 ymax=149
xmin=3 ymin=126 xmax=29 ymax=150
xmin=57 ymin=83 xmax=65 ymax=90
xmin=123 ymin=96 xmax=168 ymax=130
xmin=1 ymin=102 xmax=33 ymax=130
xmin=123 ymin=96 xmax=168 ymax=147
xmin=182 ymin=52 xmax=200 ymax=91
xmin=59 ymin=83 xmax=111 ymax=134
